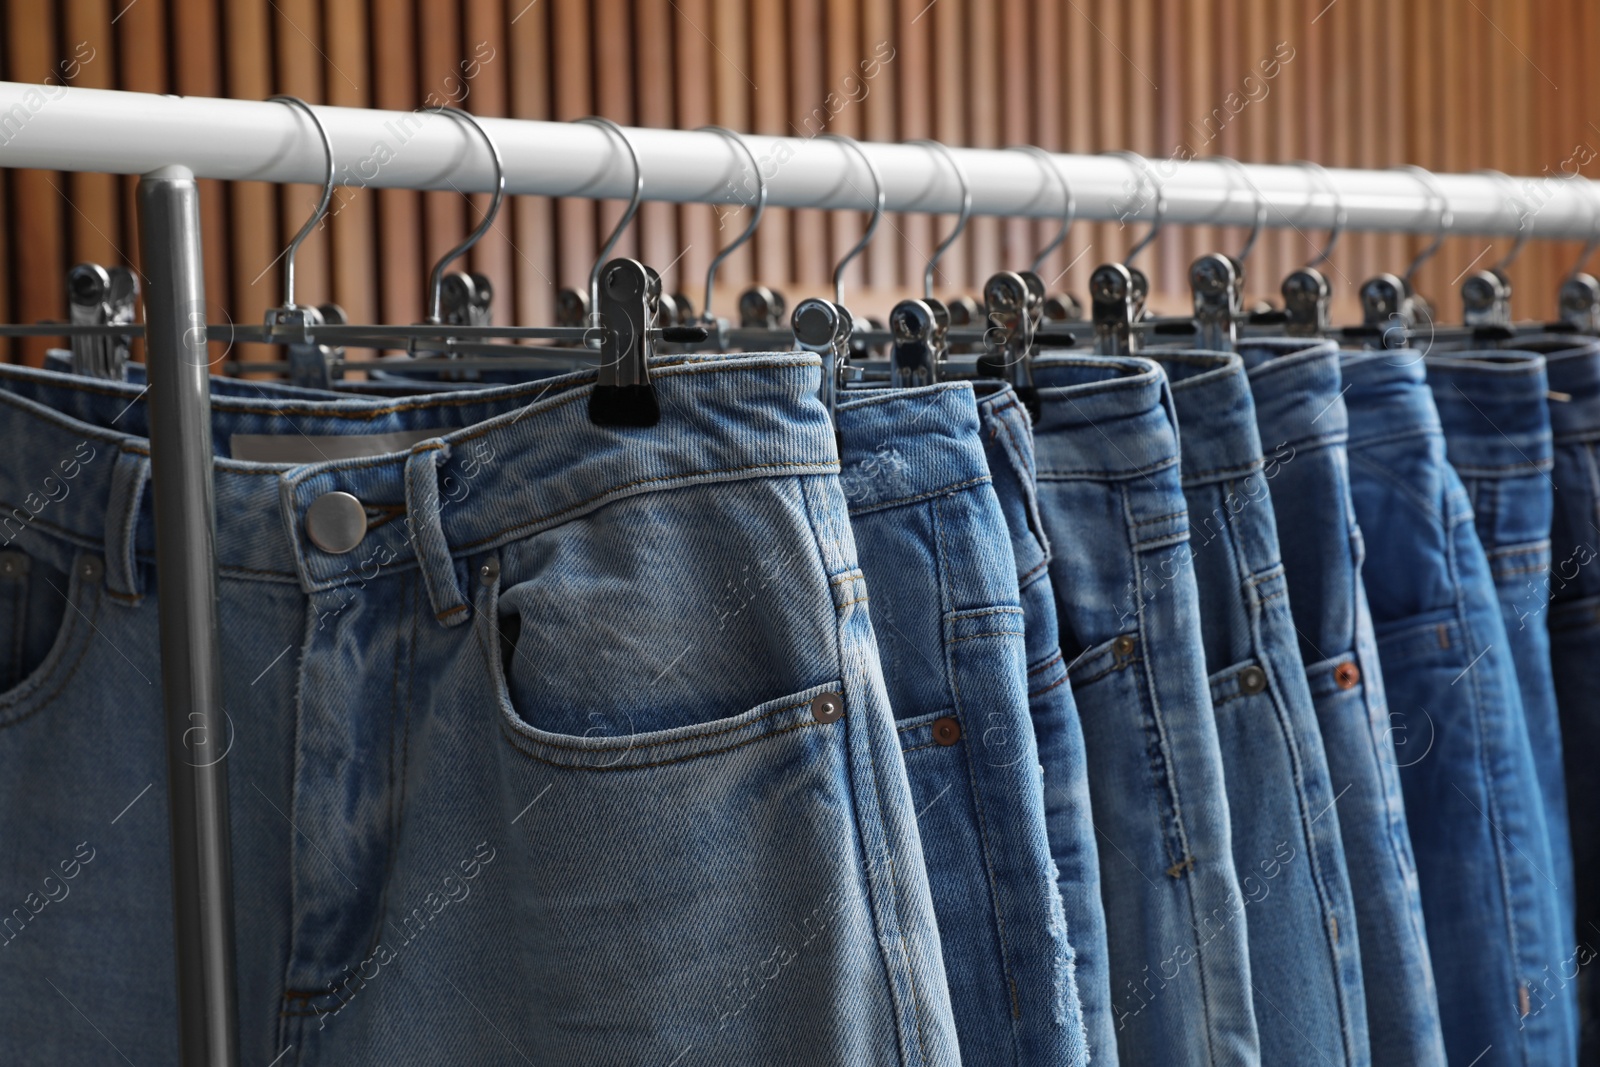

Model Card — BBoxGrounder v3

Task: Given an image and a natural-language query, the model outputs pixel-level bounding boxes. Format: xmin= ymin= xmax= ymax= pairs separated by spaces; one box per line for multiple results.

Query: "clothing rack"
xmin=4 ymin=80 xmax=1600 ymax=1067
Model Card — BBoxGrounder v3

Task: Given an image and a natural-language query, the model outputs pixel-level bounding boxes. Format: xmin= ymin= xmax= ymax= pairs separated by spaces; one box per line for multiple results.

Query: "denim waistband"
xmin=1142 ymin=351 xmax=1266 ymax=486
xmin=1538 ymin=338 xmax=1600 ymax=442
xmin=1030 ymin=355 xmax=1179 ymax=477
xmin=1234 ymin=339 xmax=1346 ymax=453
xmin=1340 ymin=350 xmax=1442 ymax=448
xmin=1424 ymin=351 xmax=1552 ymax=475
xmin=0 ymin=354 xmax=837 ymax=618
xmin=835 ymin=382 xmax=990 ymax=513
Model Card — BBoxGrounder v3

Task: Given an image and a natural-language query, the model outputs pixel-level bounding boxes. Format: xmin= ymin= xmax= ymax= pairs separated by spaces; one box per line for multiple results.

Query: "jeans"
xmin=973 ymin=380 xmax=1118 ymax=1065
xmin=837 ymin=382 xmax=1088 ymax=1066
xmin=1031 ymin=355 xmax=1260 ymax=1067
xmin=0 ymin=356 xmax=962 ymax=1066
xmin=1236 ymin=339 xmax=1447 ymax=1067
xmin=1534 ymin=337 xmax=1600 ymax=1063
xmin=1343 ymin=349 xmax=1568 ymax=1067
xmin=1148 ymin=347 xmax=1369 ymax=1067
xmin=1429 ymin=348 xmax=1581 ymax=1050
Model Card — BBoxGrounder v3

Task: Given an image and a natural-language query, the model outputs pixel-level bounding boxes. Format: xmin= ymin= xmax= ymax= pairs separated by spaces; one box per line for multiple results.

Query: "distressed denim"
xmin=1429 ymin=348 xmax=1581 ymax=1052
xmin=1343 ymin=350 xmax=1568 ymax=1067
xmin=1236 ymin=339 xmax=1447 ymax=1067
xmin=973 ymin=381 xmax=1118 ymax=1065
xmin=837 ymin=382 xmax=1087 ymax=1066
xmin=0 ymin=356 xmax=962 ymax=1067
xmin=1531 ymin=337 xmax=1600 ymax=1063
xmin=1147 ymin=347 xmax=1368 ymax=1067
xmin=1030 ymin=355 xmax=1259 ymax=1067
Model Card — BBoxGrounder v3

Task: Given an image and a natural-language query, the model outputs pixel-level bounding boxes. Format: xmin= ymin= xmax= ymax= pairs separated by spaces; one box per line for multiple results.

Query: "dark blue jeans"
xmin=1344 ymin=350 xmax=1568 ymax=1067
xmin=1237 ymin=339 xmax=1447 ymax=1067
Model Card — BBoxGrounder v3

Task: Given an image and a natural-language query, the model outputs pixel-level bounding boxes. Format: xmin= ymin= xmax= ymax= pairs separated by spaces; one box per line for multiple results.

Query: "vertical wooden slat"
xmin=673 ymin=0 xmax=715 ymax=299
xmin=788 ymin=0 xmax=827 ymax=290
xmin=1238 ymin=0 xmax=1269 ymax=305
xmin=963 ymin=0 xmax=999 ymax=284
xmin=633 ymin=0 xmax=678 ymax=291
xmin=463 ymin=0 xmax=510 ymax=323
xmin=223 ymin=0 xmax=277 ymax=367
xmin=1408 ymin=0 xmax=1439 ymax=301
xmin=370 ymin=0 xmax=423 ymax=324
xmin=552 ymin=0 xmax=595 ymax=292
xmin=173 ymin=0 xmax=231 ymax=365
xmin=709 ymin=0 xmax=752 ymax=299
xmin=860 ymin=0 xmax=895 ymax=295
xmin=418 ymin=0 xmax=466 ymax=291
xmin=324 ymin=0 xmax=376 ymax=329
xmin=592 ymin=0 xmax=635 ymax=272
xmin=751 ymin=0 xmax=792 ymax=291
xmin=997 ymin=0 xmax=1030 ymax=274
xmin=1062 ymin=0 xmax=1095 ymax=296
xmin=9 ymin=4 xmax=66 ymax=365
xmin=1208 ymin=0 xmax=1239 ymax=304
xmin=508 ymin=0 xmax=558 ymax=326
xmin=1031 ymin=0 xmax=1064 ymax=292
xmin=274 ymin=0 xmax=331 ymax=312
xmin=1269 ymin=2 xmax=1301 ymax=305
xmin=1181 ymin=0 xmax=1212 ymax=280
xmin=932 ymin=0 xmax=965 ymax=291
xmin=824 ymin=0 xmax=864 ymax=301
xmin=64 ymin=0 xmax=120 ymax=272
xmin=894 ymin=0 xmax=932 ymax=295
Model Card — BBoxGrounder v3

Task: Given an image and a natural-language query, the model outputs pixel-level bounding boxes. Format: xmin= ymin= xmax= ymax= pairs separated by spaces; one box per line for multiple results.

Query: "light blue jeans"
xmin=0 ymin=355 xmax=962 ymax=1066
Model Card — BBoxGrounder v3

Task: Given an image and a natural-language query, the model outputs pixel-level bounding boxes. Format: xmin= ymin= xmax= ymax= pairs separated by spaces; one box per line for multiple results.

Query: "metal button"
xmin=1239 ymin=665 xmax=1268 ymax=695
xmin=479 ymin=558 xmax=501 ymax=587
xmin=811 ymin=692 xmax=844 ymax=724
xmin=1112 ymin=634 xmax=1137 ymax=657
xmin=1334 ymin=661 xmax=1361 ymax=690
xmin=77 ymin=555 xmax=104 ymax=584
xmin=932 ymin=716 xmax=962 ymax=746
xmin=305 ymin=491 xmax=368 ymax=554
xmin=0 ymin=550 xmax=27 ymax=579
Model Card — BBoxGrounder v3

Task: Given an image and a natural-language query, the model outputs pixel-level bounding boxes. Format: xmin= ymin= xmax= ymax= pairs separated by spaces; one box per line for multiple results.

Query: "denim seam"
xmin=499 ymin=717 xmax=833 ymax=771
xmin=1026 ymin=650 xmax=1064 ymax=677
xmin=1028 ymin=672 xmax=1071 ymax=699
xmin=512 ymin=696 xmax=817 ymax=754
xmin=932 ymin=493 xmax=1025 ymax=1053
xmin=1036 ymin=454 xmax=1182 ymax=481
xmin=1347 ymin=450 xmax=1442 ymax=524
xmin=989 ymin=403 xmax=1055 ymax=569
xmin=843 ymin=474 xmax=994 ymax=518
xmin=1070 ymin=654 xmax=1138 ymax=688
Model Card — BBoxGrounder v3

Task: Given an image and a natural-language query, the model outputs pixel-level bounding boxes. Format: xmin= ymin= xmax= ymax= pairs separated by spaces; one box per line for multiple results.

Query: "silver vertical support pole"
xmin=138 ymin=165 xmax=240 ymax=1067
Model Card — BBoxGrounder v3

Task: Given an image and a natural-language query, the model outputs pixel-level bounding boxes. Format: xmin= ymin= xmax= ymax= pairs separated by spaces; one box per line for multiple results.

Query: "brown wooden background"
xmin=2 ymin=0 xmax=1598 ymax=365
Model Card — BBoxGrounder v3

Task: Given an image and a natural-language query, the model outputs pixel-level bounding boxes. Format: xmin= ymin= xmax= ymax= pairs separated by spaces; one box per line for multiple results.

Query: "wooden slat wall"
xmin=4 ymin=0 xmax=1600 ymax=358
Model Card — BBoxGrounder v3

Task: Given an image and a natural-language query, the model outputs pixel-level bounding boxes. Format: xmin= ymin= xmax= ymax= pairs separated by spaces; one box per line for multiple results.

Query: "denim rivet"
xmin=0 ymin=551 xmax=27 ymax=579
xmin=1112 ymin=634 xmax=1137 ymax=657
xmin=479 ymin=558 xmax=501 ymax=587
xmin=1334 ymin=661 xmax=1361 ymax=690
xmin=77 ymin=556 xmax=104 ymax=584
xmin=932 ymin=716 xmax=962 ymax=746
xmin=305 ymin=491 xmax=368 ymax=554
xmin=810 ymin=692 xmax=844 ymax=724
xmin=1239 ymin=665 xmax=1268 ymax=694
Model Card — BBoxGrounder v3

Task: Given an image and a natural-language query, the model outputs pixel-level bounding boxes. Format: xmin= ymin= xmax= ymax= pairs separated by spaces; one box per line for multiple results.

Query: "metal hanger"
xmin=888 ymin=139 xmax=970 ymax=385
xmin=697 ymin=125 xmax=767 ymax=342
xmin=1012 ymin=145 xmax=1081 ymax=323
xmin=261 ymin=95 xmax=349 ymax=388
xmin=1459 ymin=169 xmax=1525 ymax=331
xmin=1087 ymin=151 xmax=1165 ymax=355
xmin=1187 ymin=156 xmax=1264 ymax=351
xmin=1281 ymin=160 xmax=1345 ymax=338
xmin=422 ymin=106 xmax=507 ymax=328
xmin=1360 ymin=164 xmax=1450 ymax=343
xmin=64 ymin=263 xmax=139 ymax=381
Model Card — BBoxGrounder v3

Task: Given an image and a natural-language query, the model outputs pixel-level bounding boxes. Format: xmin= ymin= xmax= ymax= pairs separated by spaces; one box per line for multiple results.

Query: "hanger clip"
xmin=1559 ymin=273 xmax=1600 ymax=333
xmin=978 ymin=271 xmax=1037 ymax=386
xmin=266 ymin=302 xmax=348 ymax=390
xmin=1360 ymin=273 xmax=1415 ymax=349
xmin=66 ymin=263 xmax=139 ymax=381
xmin=1091 ymin=263 xmax=1139 ymax=355
xmin=1190 ymin=253 xmax=1238 ymax=352
xmin=1461 ymin=269 xmax=1512 ymax=332
xmin=441 ymin=271 xmax=494 ymax=328
xmin=589 ymin=258 xmax=660 ymax=427
xmin=1282 ymin=267 xmax=1332 ymax=338
xmin=792 ymin=298 xmax=851 ymax=424
xmin=889 ymin=299 xmax=939 ymax=387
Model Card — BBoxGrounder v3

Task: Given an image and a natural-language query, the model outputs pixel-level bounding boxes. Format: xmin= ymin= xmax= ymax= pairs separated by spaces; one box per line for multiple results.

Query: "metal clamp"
xmin=1091 ymin=262 xmax=1138 ymax=355
xmin=792 ymin=297 xmax=852 ymax=423
xmin=889 ymin=298 xmax=938 ymax=387
xmin=1190 ymin=252 xmax=1238 ymax=352
xmin=979 ymin=271 xmax=1037 ymax=392
xmin=589 ymin=258 xmax=659 ymax=427
xmin=66 ymin=262 xmax=139 ymax=380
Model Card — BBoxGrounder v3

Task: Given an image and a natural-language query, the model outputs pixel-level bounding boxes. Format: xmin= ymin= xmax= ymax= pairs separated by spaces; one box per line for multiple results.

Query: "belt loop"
xmin=103 ymin=446 xmax=149 ymax=604
xmin=404 ymin=444 xmax=470 ymax=627
xmin=1156 ymin=372 xmax=1184 ymax=455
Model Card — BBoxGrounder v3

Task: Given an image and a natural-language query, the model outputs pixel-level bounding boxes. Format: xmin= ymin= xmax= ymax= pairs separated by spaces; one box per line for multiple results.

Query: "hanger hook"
xmin=697 ymin=125 xmax=767 ymax=322
xmin=1565 ymin=179 xmax=1600 ymax=284
xmin=577 ymin=116 xmax=645 ymax=323
xmin=819 ymin=133 xmax=886 ymax=306
xmin=1293 ymin=160 xmax=1346 ymax=268
xmin=422 ymin=106 xmax=506 ymax=324
xmin=906 ymin=139 xmax=971 ymax=299
xmin=1104 ymin=150 xmax=1166 ymax=265
xmin=1013 ymin=145 xmax=1075 ymax=275
xmin=1394 ymin=164 xmax=1453 ymax=286
xmin=268 ymin=95 xmax=336 ymax=310
xmin=1476 ymin=168 xmax=1531 ymax=272
xmin=1212 ymin=156 xmax=1267 ymax=267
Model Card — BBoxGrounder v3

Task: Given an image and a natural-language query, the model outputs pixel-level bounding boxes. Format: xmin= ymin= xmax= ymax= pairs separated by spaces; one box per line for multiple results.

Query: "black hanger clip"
xmin=1190 ymin=253 xmax=1238 ymax=352
xmin=589 ymin=258 xmax=660 ymax=427
xmin=1091 ymin=262 xmax=1139 ymax=355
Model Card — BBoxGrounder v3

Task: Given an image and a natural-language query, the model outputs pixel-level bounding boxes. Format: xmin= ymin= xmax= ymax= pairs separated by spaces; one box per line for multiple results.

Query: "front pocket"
xmin=0 ymin=549 xmax=100 ymax=731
